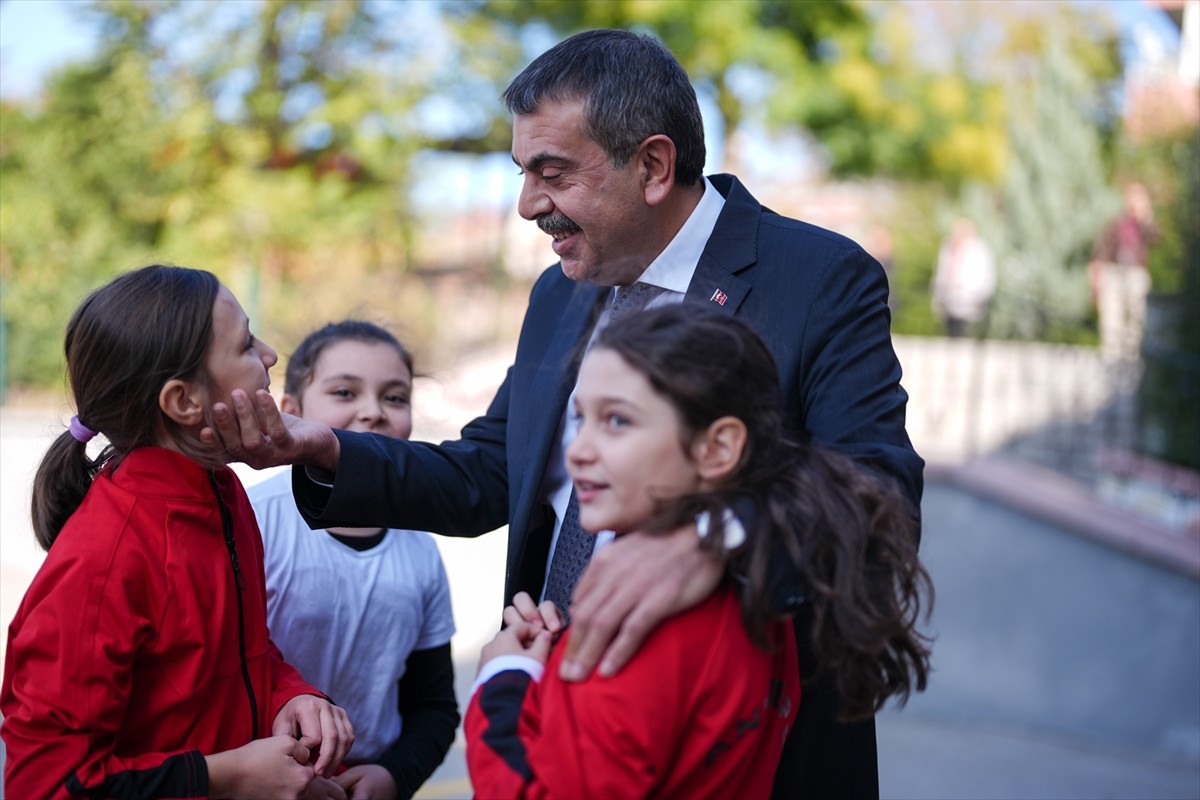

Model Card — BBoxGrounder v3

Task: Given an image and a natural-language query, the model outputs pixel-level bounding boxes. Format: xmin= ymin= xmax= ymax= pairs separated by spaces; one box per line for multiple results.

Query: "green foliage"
xmin=954 ymin=33 xmax=1117 ymax=343
xmin=0 ymin=44 xmax=194 ymax=384
xmin=462 ymin=0 xmax=1008 ymax=184
xmin=1121 ymin=132 xmax=1197 ymax=296
xmin=888 ymin=184 xmax=945 ymax=337
xmin=0 ymin=0 xmax=441 ymax=388
xmin=1136 ymin=132 xmax=1200 ymax=470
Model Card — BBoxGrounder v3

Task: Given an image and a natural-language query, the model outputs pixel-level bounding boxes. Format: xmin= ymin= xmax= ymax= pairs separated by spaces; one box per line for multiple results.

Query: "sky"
xmin=0 ymin=0 xmax=1185 ymax=101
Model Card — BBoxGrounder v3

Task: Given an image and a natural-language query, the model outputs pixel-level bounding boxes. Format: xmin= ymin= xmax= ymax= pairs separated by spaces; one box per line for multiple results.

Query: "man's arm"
xmin=795 ymin=244 xmax=923 ymax=513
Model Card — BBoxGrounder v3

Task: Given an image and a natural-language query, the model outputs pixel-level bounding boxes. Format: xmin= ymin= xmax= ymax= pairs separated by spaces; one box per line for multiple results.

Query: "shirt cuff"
xmin=303 ymin=465 xmax=335 ymax=487
xmin=470 ymin=655 xmax=545 ymax=699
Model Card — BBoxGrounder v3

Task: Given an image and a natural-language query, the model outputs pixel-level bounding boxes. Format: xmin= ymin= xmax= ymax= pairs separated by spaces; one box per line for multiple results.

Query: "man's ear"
xmin=637 ymin=134 xmax=677 ymax=206
xmin=280 ymin=394 xmax=301 ymax=416
xmin=692 ymin=416 xmax=747 ymax=484
xmin=159 ymin=378 xmax=206 ymax=427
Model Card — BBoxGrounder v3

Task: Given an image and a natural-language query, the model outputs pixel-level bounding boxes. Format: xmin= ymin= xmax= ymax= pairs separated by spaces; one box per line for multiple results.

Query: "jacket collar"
xmin=685 ymin=174 xmax=759 ymax=316
xmin=107 ymin=447 xmax=232 ymax=502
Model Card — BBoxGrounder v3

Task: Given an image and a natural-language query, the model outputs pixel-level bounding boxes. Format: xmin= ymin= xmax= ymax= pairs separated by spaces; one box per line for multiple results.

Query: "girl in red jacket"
xmin=466 ymin=304 xmax=933 ymax=799
xmin=1 ymin=265 xmax=354 ymax=800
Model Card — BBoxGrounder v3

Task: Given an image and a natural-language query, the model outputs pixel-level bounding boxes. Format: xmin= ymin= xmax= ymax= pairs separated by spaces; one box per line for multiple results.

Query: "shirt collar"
xmin=634 ymin=176 xmax=725 ymax=295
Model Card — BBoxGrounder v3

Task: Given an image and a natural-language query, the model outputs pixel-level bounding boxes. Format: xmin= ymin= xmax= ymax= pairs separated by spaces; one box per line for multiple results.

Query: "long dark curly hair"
xmin=593 ymin=303 xmax=933 ymax=719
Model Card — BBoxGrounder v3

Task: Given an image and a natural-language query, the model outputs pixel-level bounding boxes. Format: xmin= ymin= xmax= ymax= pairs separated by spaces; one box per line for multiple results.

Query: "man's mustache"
xmin=537 ymin=214 xmax=582 ymax=235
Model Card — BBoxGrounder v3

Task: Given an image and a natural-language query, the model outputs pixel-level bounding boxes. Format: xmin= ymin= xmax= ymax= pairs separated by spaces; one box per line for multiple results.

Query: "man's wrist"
xmin=308 ymin=425 xmax=341 ymax=474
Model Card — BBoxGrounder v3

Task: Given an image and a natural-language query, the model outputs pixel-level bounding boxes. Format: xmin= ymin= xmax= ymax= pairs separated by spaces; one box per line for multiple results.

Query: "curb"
xmin=927 ymin=456 xmax=1200 ymax=580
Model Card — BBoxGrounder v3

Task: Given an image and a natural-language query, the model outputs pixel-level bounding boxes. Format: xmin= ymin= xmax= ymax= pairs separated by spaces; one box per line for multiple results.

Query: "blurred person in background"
xmin=931 ymin=217 xmax=997 ymax=338
xmin=1089 ymin=181 xmax=1158 ymax=361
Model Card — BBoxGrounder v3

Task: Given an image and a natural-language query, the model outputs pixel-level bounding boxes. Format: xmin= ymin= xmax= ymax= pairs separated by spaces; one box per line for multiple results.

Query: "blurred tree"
xmin=449 ymin=0 xmax=1008 ymax=185
xmin=0 ymin=0 xmax=470 ymax=387
xmin=1131 ymin=131 xmax=1200 ymax=470
xmin=957 ymin=32 xmax=1117 ymax=343
xmin=0 ymin=24 xmax=194 ymax=385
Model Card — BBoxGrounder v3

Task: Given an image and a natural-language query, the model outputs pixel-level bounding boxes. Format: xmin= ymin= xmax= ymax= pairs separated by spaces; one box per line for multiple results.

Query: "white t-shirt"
xmin=249 ymin=472 xmax=456 ymax=762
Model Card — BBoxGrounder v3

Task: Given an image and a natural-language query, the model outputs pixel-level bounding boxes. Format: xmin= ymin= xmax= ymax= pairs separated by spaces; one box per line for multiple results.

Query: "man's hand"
xmin=334 ymin=764 xmax=397 ymax=800
xmin=200 ymin=388 xmax=340 ymax=472
xmin=561 ymin=525 xmax=723 ymax=682
xmin=272 ymin=694 xmax=355 ymax=778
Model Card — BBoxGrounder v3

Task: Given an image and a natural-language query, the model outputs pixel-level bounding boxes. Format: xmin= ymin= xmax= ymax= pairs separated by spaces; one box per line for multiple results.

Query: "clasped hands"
xmin=483 ymin=527 xmax=723 ymax=682
xmin=207 ymin=694 xmax=354 ymax=799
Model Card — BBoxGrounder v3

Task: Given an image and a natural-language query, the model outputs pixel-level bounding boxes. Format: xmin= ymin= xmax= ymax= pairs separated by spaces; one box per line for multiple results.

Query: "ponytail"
xmin=29 ymin=265 xmax=220 ymax=550
xmin=30 ymin=431 xmax=111 ymax=551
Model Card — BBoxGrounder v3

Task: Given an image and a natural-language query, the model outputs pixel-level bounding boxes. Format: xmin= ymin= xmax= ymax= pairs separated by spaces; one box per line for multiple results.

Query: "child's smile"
xmin=567 ymin=349 xmax=701 ymax=535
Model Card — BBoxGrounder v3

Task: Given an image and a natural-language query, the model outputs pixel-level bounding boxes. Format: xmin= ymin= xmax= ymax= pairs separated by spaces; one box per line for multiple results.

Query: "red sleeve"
xmin=465 ymin=635 xmax=687 ymax=799
xmin=265 ymin=638 xmax=326 ymax=720
xmin=1 ymin=534 xmax=206 ymax=799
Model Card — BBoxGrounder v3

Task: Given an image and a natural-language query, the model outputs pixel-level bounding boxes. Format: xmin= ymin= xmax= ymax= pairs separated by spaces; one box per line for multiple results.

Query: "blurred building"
xmin=1124 ymin=0 xmax=1200 ymax=140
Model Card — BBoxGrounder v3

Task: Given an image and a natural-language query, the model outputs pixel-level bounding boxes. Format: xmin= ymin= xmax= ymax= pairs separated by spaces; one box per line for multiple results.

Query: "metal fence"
xmin=896 ymin=335 xmax=1200 ymax=533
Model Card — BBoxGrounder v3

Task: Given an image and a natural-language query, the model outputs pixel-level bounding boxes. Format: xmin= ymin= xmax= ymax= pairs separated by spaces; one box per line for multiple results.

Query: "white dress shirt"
xmin=539 ymin=177 xmax=726 ymax=597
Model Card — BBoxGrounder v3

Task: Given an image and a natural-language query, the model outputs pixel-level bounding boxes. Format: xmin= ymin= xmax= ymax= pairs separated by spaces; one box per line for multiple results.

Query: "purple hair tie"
xmin=69 ymin=415 xmax=97 ymax=444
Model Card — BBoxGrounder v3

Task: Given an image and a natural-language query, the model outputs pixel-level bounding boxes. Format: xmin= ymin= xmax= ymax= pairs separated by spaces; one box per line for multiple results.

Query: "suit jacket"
xmin=294 ymin=173 xmax=922 ymax=797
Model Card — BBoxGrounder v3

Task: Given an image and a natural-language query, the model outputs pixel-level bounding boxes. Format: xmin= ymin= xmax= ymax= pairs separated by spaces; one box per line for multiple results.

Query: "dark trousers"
xmin=772 ymin=609 xmax=880 ymax=799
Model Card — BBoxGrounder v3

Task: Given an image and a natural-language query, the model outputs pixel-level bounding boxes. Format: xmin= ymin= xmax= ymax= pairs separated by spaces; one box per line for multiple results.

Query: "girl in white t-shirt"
xmin=250 ymin=321 xmax=457 ymax=800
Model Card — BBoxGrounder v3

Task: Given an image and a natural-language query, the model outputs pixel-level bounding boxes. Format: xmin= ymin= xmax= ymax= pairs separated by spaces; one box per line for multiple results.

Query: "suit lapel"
xmin=685 ymin=174 xmax=760 ymax=316
xmin=523 ymin=280 xmax=605 ymax=491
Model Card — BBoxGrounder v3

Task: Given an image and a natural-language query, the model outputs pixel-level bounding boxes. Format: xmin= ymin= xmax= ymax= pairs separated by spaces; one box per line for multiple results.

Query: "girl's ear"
xmin=280 ymin=394 xmax=301 ymax=415
xmin=692 ymin=416 xmax=747 ymax=484
xmin=159 ymin=378 xmax=206 ymax=427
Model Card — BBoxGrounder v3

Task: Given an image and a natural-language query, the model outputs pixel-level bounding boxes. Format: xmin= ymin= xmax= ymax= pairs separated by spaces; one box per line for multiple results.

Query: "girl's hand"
xmin=479 ymin=621 xmax=553 ymax=670
xmin=502 ymin=591 xmax=565 ymax=638
xmin=205 ymin=735 xmax=314 ymax=799
xmin=272 ymin=695 xmax=355 ymax=778
xmin=334 ymin=764 xmax=398 ymax=800
xmin=302 ymin=775 xmax=350 ymax=800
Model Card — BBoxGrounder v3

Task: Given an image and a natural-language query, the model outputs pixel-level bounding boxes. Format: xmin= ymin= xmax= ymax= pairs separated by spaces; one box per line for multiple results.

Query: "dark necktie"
xmin=542 ymin=282 xmax=667 ymax=616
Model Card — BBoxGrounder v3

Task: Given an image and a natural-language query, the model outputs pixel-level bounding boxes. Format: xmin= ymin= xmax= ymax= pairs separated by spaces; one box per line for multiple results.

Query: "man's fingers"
xmin=595 ymin=583 xmax=676 ymax=677
xmin=559 ymin=566 xmax=642 ymax=681
xmin=230 ymin=390 xmax=268 ymax=450
xmin=255 ymin=389 xmax=290 ymax=443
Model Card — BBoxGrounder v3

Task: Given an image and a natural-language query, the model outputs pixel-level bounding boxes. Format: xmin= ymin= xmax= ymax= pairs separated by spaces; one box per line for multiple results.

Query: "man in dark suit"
xmin=209 ymin=29 xmax=922 ymax=799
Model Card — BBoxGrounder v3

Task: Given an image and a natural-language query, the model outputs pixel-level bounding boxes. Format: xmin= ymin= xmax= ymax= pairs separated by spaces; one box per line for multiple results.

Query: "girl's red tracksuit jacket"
xmin=1 ymin=447 xmax=322 ymax=799
xmin=465 ymin=587 xmax=800 ymax=799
